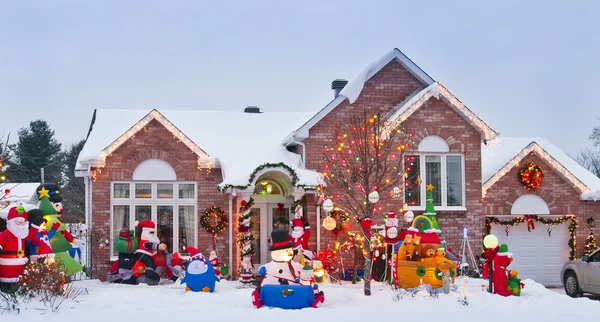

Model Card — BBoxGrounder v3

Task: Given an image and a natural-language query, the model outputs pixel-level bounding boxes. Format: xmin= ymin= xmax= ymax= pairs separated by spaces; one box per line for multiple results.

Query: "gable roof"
xmin=382 ymin=82 xmax=498 ymax=141
xmin=76 ymin=109 xmax=323 ymax=189
xmin=481 ymin=137 xmax=600 ymax=200
xmin=287 ymin=48 xmax=435 ymax=142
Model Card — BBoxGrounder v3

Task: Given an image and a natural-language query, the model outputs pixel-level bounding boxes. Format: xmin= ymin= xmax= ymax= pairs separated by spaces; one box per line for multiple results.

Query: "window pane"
xmin=178 ymin=184 xmax=195 ymax=199
xmin=157 ymin=183 xmax=174 ymax=199
xmin=135 ymin=183 xmax=152 ymax=198
xmin=251 ymin=207 xmax=261 ymax=265
xmin=178 ymin=206 xmax=196 ymax=256
xmin=446 ymin=156 xmax=463 ymax=206
xmin=157 ymin=206 xmax=174 ymax=252
xmin=113 ymin=183 xmax=130 ymax=198
xmin=405 ymin=155 xmax=421 ymax=206
xmin=112 ymin=205 xmax=130 ymax=257
xmin=426 ymin=155 xmax=442 ymax=206
xmin=135 ymin=205 xmax=152 ymax=223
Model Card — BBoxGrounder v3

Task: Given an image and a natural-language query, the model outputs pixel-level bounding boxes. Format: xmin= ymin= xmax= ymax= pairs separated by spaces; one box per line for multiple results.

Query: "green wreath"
xmin=416 ymin=266 xmax=426 ymax=277
xmin=200 ymin=206 xmax=228 ymax=234
xmin=329 ymin=210 xmax=350 ymax=233
xmin=518 ymin=161 xmax=544 ymax=191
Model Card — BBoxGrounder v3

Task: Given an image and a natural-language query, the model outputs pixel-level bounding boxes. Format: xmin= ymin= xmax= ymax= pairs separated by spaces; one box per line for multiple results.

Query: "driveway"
xmin=547 ymin=286 xmax=600 ymax=300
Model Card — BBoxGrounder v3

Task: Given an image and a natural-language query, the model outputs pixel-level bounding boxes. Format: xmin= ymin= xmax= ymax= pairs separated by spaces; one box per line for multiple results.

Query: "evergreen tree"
xmin=584 ymin=232 xmax=598 ymax=256
xmin=5 ymin=120 xmax=63 ymax=184
xmin=61 ymin=140 xmax=86 ymax=222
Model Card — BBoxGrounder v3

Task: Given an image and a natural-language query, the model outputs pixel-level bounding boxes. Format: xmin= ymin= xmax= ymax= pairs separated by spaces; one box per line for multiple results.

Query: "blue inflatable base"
xmin=260 ymin=285 xmax=314 ymax=309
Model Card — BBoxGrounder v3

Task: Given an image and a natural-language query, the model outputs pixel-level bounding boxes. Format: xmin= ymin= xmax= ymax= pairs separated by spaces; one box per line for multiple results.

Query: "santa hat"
xmin=292 ymin=218 xmax=304 ymax=228
xmin=387 ymin=210 xmax=396 ymax=218
xmin=420 ymin=232 xmax=441 ymax=244
xmin=137 ymin=220 xmax=155 ymax=231
xmin=186 ymin=247 xmax=203 ymax=260
xmin=7 ymin=206 xmax=28 ymax=223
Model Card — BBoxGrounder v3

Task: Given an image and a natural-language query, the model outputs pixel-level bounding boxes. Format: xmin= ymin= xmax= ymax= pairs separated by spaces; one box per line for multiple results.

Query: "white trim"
xmin=0 ymin=257 xmax=27 ymax=265
xmin=382 ymin=82 xmax=498 ymax=141
xmin=98 ymin=110 xmax=209 ymax=165
xmin=0 ymin=277 xmax=21 ymax=283
xmin=482 ymin=141 xmax=589 ymax=198
xmin=316 ymin=205 xmax=321 ymax=254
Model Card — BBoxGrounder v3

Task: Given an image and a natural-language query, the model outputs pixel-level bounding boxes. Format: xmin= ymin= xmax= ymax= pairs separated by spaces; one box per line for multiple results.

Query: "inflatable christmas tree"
xmin=38 ymin=189 xmax=82 ymax=275
xmin=423 ymin=185 xmax=441 ymax=233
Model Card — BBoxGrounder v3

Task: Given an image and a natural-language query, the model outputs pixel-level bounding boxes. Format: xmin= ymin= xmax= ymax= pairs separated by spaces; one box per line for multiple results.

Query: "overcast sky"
xmin=1 ymin=1 xmax=598 ymax=157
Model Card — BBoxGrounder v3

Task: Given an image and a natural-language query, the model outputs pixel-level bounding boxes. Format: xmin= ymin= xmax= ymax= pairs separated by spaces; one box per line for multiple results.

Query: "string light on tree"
xmin=584 ymin=232 xmax=597 ymax=256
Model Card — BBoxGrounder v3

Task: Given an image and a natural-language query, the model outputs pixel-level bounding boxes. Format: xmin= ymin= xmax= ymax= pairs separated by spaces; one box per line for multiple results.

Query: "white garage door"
xmin=490 ymin=219 xmax=569 ymax=287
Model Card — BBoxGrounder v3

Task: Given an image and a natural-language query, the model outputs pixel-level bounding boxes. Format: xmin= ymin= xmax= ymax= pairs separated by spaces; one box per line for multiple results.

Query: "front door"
xmin=253 ymin=202 xmax=293 ymax=267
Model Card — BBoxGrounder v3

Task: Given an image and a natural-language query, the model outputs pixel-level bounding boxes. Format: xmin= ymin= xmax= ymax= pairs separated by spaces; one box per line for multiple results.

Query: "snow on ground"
xmin=2 ymin=278 xmax=598 ymax=321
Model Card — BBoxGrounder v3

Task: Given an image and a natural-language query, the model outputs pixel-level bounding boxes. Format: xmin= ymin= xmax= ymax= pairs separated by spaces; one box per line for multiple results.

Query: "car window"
xmin=590 ymin=251 xmax=600 ymax=262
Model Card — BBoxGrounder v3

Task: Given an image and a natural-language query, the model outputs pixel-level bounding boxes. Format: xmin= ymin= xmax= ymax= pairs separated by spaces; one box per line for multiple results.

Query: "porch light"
xmin=266 ymin=184 xmax=273 ymax=194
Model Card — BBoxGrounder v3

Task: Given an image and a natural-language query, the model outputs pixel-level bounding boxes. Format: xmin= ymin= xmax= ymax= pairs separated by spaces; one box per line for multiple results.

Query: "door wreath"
xmin=518 ymin=162 xmax=544 ymax=191
xmin=200 ymin=206 xmax=228 ymax=234
xmin=329 ymin=210 xmax=350 ymax=234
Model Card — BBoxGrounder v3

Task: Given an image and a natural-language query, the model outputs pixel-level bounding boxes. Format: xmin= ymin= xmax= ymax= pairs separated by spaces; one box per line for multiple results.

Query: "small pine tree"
xmin=584 ymin=232 xmax=597 ymax=256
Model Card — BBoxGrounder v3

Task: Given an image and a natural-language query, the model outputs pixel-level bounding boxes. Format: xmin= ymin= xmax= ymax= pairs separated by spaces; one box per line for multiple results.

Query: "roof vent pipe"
xmin=244 ymin=106 xmax=262 ymax=113
xmin=331 ymin=79 xmax=348 ymax=98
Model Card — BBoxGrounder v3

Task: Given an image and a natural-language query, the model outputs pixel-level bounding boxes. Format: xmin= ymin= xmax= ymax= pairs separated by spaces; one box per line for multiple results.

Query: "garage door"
xmin=490 ymin=219 xmax=569 ymax=287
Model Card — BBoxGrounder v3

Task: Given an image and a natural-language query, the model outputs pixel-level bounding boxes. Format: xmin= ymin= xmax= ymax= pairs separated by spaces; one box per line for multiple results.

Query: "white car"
xmin=561 ymin=249 xmax=600 ymax=297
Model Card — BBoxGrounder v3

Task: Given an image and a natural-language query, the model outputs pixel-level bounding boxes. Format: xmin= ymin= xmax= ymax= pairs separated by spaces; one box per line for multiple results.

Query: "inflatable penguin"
xmin=180 ymin=247 xmax=220 ymax=292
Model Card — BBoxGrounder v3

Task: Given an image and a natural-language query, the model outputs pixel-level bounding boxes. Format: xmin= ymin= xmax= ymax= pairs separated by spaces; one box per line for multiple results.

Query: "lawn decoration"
xmin=180 ymin=247 xmax=220 ymax=292
xmin=395 ymin=186 xmax=456 ymax=290
xmin=482 ymin=244 xmax=523 ymax=297
xmin=252 ymin=229 xmax=324 ymax=309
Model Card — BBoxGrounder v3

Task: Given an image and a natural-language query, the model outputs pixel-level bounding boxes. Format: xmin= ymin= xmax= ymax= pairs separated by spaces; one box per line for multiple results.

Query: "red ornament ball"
xmin=241 ymin=200 xmax=247 ymax=207
xmin=4 ymin=189 xmax=10 ymax=194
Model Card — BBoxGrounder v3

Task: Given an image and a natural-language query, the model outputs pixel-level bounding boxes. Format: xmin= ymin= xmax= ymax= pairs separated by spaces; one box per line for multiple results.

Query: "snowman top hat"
xmin=269 ymin=229 xmax=294 ymax=251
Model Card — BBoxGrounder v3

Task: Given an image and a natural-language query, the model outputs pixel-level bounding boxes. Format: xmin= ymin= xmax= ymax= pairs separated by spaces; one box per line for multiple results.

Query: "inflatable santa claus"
xmin=289 ymin=218 xmax=310 ymax=252
xmin=0 ymin=206 xmax=43 ymax=291
xmin=133 ymin=220 xmax=164 ymax=285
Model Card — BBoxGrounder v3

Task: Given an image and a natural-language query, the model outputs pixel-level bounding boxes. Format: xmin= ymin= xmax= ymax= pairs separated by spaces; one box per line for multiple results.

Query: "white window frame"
xmin=110 ymin=181 xmax=198 ymax=261
xmin=404 ymin=153 xmax=466 ymax=211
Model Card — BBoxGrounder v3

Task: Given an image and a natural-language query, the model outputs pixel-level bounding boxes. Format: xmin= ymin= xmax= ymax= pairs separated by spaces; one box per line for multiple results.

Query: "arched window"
xmin=511 ymin=194 xmax=550 ymax=215
xmin=110 ymin=159 xmax=197 ymax=259
xmin=405 ymin=136 xmax=465 ymax=209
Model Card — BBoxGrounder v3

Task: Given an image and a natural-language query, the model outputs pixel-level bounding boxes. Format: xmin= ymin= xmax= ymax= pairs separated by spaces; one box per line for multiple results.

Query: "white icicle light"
xmin=368 ymin=191 xmax=380 ymax=203
xmin=322 ymin=198 xmax=334 ymax=213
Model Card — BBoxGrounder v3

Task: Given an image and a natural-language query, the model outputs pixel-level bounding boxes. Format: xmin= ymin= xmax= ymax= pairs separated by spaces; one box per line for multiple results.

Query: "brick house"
xmin=75 ymin=48 xmax=600 ymax=286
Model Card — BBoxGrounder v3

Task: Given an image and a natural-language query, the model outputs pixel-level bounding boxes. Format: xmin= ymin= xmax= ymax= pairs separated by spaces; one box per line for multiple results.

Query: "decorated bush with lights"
xmin=395 ymin=186 xmax=456 ymax=290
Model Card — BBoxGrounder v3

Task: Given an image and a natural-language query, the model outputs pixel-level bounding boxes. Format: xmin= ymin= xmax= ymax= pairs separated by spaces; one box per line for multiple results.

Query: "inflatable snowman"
xmin=252 ymin=229 xmax=324 ymax=309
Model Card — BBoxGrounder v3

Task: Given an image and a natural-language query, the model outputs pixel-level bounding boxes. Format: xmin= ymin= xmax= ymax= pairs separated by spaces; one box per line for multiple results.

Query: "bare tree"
xmin=322 ymin=108 xmax=412 ymax=295
xmin=576 ymin=149 xmax=600 ymax=178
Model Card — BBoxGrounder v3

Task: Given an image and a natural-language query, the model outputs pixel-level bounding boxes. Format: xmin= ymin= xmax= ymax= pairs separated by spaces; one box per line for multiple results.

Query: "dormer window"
xmin=404 ymin=136 xmax=465 ymax=210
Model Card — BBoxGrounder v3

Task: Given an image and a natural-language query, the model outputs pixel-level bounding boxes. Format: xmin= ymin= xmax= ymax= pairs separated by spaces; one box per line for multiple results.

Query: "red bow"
xmin=484 ymin=246 xmax=499 ymax=263
xmin=524 ymin=215 xmax=535 ymax=232
xmin=360 ymin=218 xmax=372 ymax=238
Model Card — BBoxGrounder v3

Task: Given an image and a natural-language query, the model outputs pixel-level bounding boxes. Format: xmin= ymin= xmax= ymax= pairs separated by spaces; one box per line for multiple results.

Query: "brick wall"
xmin=303 ymin=59 xmax=486 ymax=262
xmin=483 ymin=153 xmax=600 ymax=257
xmin=90 ymin=119 xmax=230 ymax=280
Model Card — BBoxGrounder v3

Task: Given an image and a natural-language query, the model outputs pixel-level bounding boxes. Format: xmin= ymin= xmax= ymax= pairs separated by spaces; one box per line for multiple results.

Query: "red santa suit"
xmin=135 ymin=220 xmax=159 ymax=256
xmin=0 ymin=207 xmax=40 ymax=283
xmin=289 ymin=218 xmax=310 ymax=251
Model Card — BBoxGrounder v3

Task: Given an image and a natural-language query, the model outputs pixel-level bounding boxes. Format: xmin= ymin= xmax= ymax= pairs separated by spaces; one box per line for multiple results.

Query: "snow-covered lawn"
xmin=2 ymin=277 xmax=598 ymax=321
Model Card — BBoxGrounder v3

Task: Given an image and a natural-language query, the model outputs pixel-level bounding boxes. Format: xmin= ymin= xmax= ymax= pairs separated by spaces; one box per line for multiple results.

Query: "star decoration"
xmin=38 ymin=187 xmax=50 ymax=199
xmin=426 ymin=184 xmax=435 ymax=191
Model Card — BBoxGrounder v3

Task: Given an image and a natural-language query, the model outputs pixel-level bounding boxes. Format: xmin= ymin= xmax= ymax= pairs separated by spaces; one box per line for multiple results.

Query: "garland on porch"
xmin=218 ymin=162 xmax=300 ymax=192
xmin=200 ymin=206 xmax=228 ymax=234
xmin=238 ymin=198 xmax=256 ymax=260
xmin=485 ymin=215 xmax=577 ymax=260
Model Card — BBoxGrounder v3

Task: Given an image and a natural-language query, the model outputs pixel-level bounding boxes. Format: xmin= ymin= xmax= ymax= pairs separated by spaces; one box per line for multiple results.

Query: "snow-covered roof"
xmin=288 ymin=48 xmax=434 ymax=141
xmin=0 ymin=182 xmax=39 ymax=204
xmin=481 ymin=137 xmax=600 ymax=200
xmin=382 ymin=82 xmax=498 ymax=141
xmin=77 ymin=109 xmax=323 ymax=189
